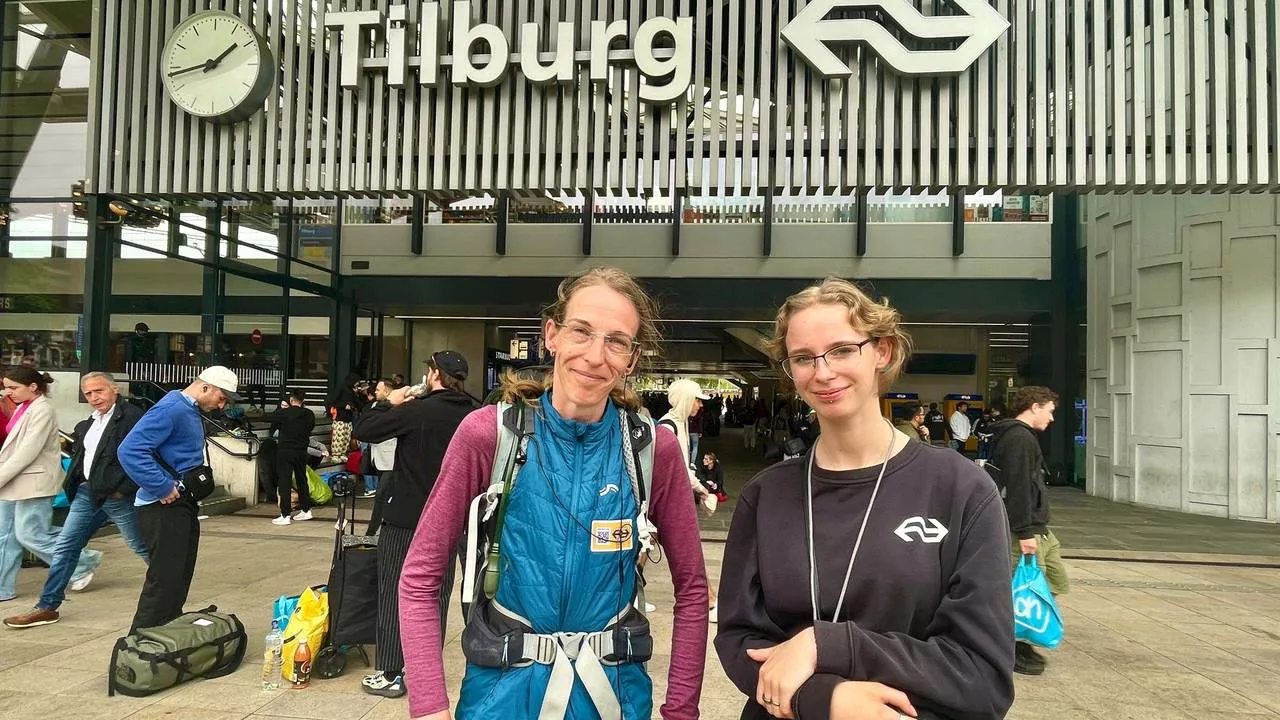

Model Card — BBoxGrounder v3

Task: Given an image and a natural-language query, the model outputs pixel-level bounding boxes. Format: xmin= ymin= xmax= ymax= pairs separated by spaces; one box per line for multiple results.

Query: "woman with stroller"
xmin=398 ymin=267 xmax=708 ymax=720
xmin=715 ymin=277 xmax=1014 ymax=720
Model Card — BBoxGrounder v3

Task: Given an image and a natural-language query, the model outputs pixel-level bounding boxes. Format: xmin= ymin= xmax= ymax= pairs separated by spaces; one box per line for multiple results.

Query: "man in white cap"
xmin=119 ymin=366 xmax=241 ymax=631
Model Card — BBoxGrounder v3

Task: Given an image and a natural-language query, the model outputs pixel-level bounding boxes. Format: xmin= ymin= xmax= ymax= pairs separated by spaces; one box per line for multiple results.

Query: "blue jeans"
xmin=0 ymin=497 xmax=102 ymax=601
xmin=689 ymin=433 xmax=701 ymax=465
xmin=39 ymin=486 xmax=150 ymax=610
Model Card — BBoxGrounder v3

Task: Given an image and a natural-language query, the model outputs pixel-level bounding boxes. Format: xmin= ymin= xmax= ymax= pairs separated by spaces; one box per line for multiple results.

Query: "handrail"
xmin=136 ymin=380 xmax=262 ymax=459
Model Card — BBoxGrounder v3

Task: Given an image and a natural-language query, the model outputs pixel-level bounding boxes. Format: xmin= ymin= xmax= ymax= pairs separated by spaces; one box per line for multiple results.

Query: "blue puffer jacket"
xmin=456 ymin=393 xmax=650 ymax=720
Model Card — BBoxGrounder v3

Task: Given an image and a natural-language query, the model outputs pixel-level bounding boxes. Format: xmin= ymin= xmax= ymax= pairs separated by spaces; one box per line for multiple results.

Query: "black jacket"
xmin=715 ymin=441 xmax=1014 ymax=720
xmin=924 ymin=409 xmax=948 ymax=441
xmin=988 ymin=419 xmax=1050 ymax=540
xmin=353 ymin=389 xmax=478 ymax=529
xmin=63 ymin=401 xmax=145 ymax=505
xmin=695 ymin=462 xmax=724 ymax=495
xmin=265 ymin=405 xmax=316 ymax=453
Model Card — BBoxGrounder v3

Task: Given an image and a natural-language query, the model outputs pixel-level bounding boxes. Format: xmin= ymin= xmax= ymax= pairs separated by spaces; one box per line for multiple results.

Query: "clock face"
xmin=161 ymin=11 xmax=275 ymax=122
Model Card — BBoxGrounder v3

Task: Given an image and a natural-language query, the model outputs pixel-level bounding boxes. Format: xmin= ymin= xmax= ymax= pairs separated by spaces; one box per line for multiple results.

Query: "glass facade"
xmin=0 ymin=4 xmax=363 ymax=388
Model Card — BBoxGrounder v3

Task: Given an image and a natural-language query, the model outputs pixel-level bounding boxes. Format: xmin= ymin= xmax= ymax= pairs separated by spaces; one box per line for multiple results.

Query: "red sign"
xmin=250 ymin=329 xmax=263 ymax=345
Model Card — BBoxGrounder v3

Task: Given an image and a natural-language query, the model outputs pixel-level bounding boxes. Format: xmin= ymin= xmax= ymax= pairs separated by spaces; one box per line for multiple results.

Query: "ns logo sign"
xmin=781 ymin=0 xmax=1009 ymax=77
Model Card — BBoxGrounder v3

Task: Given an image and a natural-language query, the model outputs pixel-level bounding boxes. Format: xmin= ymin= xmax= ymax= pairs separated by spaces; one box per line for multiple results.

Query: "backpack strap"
xmin=625 ymin=410 xmax=655 ymax=506
xmin=481 ymin=402 xmax=534 ymax=600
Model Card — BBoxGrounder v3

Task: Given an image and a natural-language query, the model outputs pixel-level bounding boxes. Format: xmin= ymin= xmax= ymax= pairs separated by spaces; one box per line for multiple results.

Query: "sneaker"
xmin=3 ymin=607 xmax=59 ymax=629
xmin=294 ymin=510 xmax=313 ymax=522
xmin=362 ymin=672 xmax=406 ymax=698
xmin=69 ymin=572 xmax=94 ymax=592
xmin=708 ymin=604 xmax=718 ymax=624
xmin=358 ymin=490 xmax=377 ymax=499
xmin=271 ymin=516 xmax=292 ymax=526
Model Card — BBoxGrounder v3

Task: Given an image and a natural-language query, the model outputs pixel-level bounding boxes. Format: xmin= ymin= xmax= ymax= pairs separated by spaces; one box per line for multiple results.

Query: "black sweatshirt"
xmin=265 ymin=405 xmax=316 ymax=453
xmin=352 ymin=389 xmax=477 ymax=529
xmin=987 ymin=419 xmax=1050 ymax=540
xmin=715 ymin=439 xmax=1015 ymax=720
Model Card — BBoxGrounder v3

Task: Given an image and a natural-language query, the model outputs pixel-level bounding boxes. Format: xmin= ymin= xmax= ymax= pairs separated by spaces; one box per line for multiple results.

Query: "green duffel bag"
xmin=108 ymin=605 xmax=247 ymax=697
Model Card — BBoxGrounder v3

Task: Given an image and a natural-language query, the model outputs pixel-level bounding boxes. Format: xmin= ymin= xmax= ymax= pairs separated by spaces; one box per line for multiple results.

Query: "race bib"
xmin=590 ymin=519 xmax=635 ymax=553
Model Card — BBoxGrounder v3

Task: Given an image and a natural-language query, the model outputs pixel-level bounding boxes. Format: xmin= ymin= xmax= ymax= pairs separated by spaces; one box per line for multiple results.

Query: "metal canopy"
xmin=86 ymin=0 xmax=1280 ymax=196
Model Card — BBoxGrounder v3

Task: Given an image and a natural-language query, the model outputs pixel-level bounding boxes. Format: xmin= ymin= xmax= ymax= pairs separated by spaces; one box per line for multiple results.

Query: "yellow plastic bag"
xmin=281 ymin=586 xmax=328 ymax=682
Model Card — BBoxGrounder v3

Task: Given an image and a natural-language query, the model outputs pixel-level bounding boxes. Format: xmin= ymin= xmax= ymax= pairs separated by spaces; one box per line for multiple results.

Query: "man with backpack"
xmin=351 ymin=351 xmax=477 ymax=698
xmin=987 ymin=385 xmax=1068 ymax=676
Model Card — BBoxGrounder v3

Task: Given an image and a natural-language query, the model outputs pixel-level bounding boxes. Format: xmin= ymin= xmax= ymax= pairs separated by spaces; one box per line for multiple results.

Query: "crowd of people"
xmin=0 ymin=266 xmax=1070 ymax=719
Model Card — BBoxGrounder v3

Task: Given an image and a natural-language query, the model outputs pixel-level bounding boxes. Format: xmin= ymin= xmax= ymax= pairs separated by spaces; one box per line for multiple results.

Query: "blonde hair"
xmin=764 ymin=277 xmax=913 ymax=390
xmin=500 ymin=267 xmax=663 ymax=411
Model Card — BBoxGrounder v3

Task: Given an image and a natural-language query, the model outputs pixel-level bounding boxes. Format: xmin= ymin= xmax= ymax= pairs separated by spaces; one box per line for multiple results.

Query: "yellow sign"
xmin=589 ymin=519 xmax=634 ymax=553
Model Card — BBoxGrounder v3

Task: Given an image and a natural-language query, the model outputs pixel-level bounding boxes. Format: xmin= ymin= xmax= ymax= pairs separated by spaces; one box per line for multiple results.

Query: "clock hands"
xmin=207 ymin=43 xmax=238 ymax=69
xmin=168 ymin=61 xmax=210 ymax=78
xmin=166 ymin=42 xmax=238 ymax=78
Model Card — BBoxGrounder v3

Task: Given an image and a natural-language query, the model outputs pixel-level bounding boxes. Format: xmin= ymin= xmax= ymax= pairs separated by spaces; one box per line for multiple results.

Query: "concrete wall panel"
xmin=1086 ymin=191 xmax=1280 ymax=523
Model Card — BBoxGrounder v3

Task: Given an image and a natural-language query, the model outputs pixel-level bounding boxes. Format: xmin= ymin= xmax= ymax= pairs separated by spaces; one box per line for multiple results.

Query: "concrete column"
xmin=408 ymin=319 xmax=488 ymax=399
xmin=1085 ymin=192 xmax=1280 ymax=522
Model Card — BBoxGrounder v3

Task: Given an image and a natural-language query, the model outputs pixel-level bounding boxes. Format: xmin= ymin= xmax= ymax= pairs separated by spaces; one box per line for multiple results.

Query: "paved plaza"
xmin=1 ymin=431 xmax=1279 ymax=720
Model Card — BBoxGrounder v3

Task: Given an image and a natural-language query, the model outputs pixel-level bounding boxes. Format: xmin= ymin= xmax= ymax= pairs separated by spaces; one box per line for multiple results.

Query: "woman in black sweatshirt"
xmin=715 ymin=278 xmax=1015 ymax=720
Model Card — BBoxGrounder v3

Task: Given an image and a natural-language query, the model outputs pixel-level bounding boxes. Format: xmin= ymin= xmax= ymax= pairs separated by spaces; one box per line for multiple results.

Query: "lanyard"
xmin=805 ymin=419 xmax=896 ymax=625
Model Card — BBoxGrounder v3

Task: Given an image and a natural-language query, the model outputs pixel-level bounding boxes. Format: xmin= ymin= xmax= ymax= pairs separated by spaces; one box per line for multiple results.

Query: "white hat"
xmin=196 ymin=366 xmax=243 ymax=401
xmin=667 ymin=378 xmax=711 ymax=402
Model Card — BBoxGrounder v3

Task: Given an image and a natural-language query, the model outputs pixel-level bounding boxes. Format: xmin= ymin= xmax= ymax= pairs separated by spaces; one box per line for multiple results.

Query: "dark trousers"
xmin=376 ymin=524 xmax=456 ymax=674
xmin=366 ymin=470 xmax=395 ymax=534
xmin=130 ymin=495 xmax=200 ymax=633
xmin=276 ymin=449 xmax=312 ymax=517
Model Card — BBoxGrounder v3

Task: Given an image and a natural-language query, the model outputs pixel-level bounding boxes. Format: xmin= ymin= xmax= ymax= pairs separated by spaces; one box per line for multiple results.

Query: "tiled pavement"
xmin=1 ymin=428 xmax=1278 ymax=719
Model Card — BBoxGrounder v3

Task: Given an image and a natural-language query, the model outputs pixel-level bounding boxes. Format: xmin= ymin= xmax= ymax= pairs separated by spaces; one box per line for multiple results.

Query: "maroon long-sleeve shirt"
xmin=399 ymin=404 xmax=710 ymax=719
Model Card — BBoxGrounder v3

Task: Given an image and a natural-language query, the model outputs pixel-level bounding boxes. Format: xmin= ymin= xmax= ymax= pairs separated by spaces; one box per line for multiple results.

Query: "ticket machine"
xmin=881 ymin=392 xmax=920 ymax=421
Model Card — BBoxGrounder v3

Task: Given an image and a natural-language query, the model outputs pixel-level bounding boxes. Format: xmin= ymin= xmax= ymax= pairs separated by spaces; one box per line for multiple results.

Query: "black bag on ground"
xmin=108 ymin=605 xmax=247 ymax=697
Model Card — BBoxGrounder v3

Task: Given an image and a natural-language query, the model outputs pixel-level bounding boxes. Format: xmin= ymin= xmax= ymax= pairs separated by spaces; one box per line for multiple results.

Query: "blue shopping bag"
xmin=273 ymin=593 xmax=301 ymax=630
xmin=1012 ymin=554 xmax=1064 ymax=649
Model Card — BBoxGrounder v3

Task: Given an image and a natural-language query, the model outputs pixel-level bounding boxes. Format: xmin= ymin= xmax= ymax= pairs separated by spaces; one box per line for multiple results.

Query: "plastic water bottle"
xmin=262 ymin=621 xmax=283 ymax=690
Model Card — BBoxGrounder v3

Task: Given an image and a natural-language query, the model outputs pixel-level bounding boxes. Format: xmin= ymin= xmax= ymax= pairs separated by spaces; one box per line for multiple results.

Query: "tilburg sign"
xmin=322 ymin=0 xmax=1005 ymax=103
xmin=324 ymin=1 xmax=693 ymax=103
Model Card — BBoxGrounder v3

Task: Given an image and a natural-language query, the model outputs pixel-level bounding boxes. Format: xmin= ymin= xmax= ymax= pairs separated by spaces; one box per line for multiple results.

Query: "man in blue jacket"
xmin=119 ymin=366 xmax=240 ymax=632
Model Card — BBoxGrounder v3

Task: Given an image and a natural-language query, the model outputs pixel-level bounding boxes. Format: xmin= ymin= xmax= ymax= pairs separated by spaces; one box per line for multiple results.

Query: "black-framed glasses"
xmin=782 ymin=338 xmax=878 ymax=379
xmin=554 ymin=321 xmax=640 ymax=357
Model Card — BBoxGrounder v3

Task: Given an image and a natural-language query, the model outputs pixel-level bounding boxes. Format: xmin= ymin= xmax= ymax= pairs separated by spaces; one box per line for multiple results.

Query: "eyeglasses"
xmin=554 ymin=321 xmax=639 ymax=357
xmin=781 ymin=338 xmax=878 ymax=380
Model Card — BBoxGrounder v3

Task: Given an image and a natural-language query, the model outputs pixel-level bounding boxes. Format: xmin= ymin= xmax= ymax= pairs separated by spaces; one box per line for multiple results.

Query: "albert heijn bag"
xmin=281 ymin=586 xmax=329 ymax=682
xmin=1012 ymin=554 xmax=1064 ymax=649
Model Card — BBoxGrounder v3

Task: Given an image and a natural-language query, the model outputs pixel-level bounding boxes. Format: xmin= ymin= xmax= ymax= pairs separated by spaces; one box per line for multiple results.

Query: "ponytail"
xmin=3 ymin=366 xmax=54 ymax=395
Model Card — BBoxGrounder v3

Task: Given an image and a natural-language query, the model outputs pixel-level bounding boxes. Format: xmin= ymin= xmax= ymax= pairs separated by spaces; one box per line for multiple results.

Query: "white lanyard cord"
xmin=807 ymin=419 xmax=897 ymax=625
